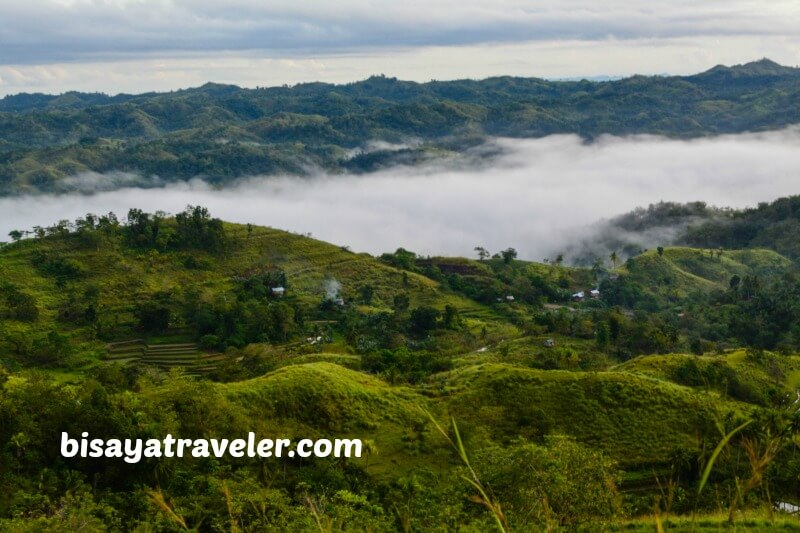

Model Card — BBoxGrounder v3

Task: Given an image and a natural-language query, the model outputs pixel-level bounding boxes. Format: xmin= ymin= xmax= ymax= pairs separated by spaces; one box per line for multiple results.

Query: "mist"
xmin=2 ymin=129 xmax=800 ymax=261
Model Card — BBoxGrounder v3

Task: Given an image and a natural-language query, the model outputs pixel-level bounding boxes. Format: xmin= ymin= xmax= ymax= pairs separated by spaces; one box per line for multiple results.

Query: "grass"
xmin=429 ymin=363 xmax=736 ymax=465
xmin=614 ymin=351 xmax=800 ymax=399
xmin=613 ymin=509 xmax=800 ymax=530
xmin=221 ymin=362 xmax=437 ymax=478
xmin=621 ymin=247 xmax=792 ymax=300
xmin=0 ymin=223 xmax=500 ymax=371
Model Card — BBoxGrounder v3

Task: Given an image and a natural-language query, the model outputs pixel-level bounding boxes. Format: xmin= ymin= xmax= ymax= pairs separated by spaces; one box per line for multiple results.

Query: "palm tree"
xmin=609 ymin=251 xmax=618 ymax=269
xmin=10 ymin=432 xmax=29 ymax=460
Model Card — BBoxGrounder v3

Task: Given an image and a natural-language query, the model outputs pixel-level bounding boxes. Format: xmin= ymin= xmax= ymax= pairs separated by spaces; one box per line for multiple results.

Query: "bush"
xmin=2 ymin=283 xmax=39 ymax=321
xmin=200 ymin=334 xmax=220 ymax=349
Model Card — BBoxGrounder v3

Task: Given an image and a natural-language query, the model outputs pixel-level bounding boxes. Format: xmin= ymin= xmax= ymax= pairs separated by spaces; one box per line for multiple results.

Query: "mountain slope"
xmin=2 ymin=59 xmax=800 ymax=195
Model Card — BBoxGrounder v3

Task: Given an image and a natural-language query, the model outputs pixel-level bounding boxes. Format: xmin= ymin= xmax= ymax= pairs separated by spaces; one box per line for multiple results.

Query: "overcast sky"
xmin=1 ymin=0 xmax=800 ymax=95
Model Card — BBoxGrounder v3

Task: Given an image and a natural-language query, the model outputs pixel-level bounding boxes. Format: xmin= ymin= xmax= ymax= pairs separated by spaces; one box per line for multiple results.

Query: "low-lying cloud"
xmin=2 ymin=129 xmax=800 ymax=261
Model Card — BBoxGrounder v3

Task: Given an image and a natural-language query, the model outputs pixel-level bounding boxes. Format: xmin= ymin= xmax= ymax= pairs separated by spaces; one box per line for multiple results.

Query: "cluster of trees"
xmin=187 ymin=296 xmax=300 ymax=349
xmin=718 ymin=273 xmax=800 ymax=351
xmin=7 ymin=206 xmax=228 ymax=255
xmin=123 ymin=278 xmax=302 ymax=349
xmin=126 ymin=205 xmax=227 ymax=252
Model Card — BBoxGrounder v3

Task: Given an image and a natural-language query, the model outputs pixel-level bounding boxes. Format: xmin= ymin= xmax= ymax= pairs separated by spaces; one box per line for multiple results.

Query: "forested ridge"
xmin=2 ymin=58 xmax=800 ymax=195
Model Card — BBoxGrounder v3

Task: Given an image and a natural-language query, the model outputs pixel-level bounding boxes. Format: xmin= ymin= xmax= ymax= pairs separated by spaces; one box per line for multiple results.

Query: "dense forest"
xmin=1 ymin=58 xmax=800 ymax=195
xmin=564 ymin=196 xmax=800 ymax=267
xmin=2 ymin=203 xmax=800 ymax=530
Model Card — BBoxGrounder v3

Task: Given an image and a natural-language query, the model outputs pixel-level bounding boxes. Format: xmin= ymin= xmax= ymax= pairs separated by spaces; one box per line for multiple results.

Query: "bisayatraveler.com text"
xmin=61 ymin=432 xmax=362 ymax=463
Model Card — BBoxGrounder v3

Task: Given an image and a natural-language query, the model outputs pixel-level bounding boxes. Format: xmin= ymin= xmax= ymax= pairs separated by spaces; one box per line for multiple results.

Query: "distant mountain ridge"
xmin=1 ymin=58 xmax=799 ymax=195
xmin=2 ymin=59 xmax=797 ymax=112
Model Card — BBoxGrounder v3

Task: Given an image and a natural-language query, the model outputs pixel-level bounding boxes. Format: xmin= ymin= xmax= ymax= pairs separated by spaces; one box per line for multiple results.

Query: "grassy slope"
xmin=620 ymin=247 xmax=791 ymax=300
xmin=213 ymin=360 xmax=739 ymax=473
xmin=426 ymin=363 xmax=736 ymax=466
xmin=0 ymin=222 xmax=504 ymax=358
xmin=4 ymin=227 xmax=800 ymax=526
xmin=221 ymin=362 xmax=441 ymax=478
xmin=614 ymin=350 xmax=800 ymax=396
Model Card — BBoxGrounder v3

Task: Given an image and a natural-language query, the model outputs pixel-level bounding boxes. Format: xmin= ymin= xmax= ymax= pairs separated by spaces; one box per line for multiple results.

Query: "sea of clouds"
xmin=2 ymin=129 xmax=800 ymax=261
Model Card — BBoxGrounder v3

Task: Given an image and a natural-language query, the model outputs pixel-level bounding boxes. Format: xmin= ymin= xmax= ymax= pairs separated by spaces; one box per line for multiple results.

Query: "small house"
xmin=505 ymin=295 xmax=515 ymax=302
xmin=543 ymin=338 xmax=556 ymax=348
xmin=590 ymin=289 xmax=600 ymax=299
xmin=572 ymin=291 xmax=585 ymax=301
xmin=271 ymin=286 xmax=286 ymax=297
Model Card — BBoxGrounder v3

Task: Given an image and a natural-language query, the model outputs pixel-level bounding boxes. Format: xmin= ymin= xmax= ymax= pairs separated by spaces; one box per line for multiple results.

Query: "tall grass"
xmin=422 ymin=408 xmax=509 ymax=532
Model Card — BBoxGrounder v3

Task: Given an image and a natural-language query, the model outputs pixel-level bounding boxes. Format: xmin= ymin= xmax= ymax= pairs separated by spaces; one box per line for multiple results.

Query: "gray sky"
xmin=1 ymin=0 xmax=800 ymax=95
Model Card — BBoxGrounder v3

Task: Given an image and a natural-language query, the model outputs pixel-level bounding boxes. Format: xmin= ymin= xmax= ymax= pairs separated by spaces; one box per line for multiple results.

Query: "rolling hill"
xmin=2 ymin=210 xmax=800 ymax=530
xmin=2 ymin=59 xmax=800 ymax=195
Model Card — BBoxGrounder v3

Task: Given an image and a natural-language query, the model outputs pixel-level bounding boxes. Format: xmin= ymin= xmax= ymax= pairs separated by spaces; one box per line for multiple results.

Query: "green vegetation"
xmin=567 ymin=195 xmax=800 ymax=268
xmin=2 ymin=59 xmax=800 ymax=195
xmin=2 ymin=207 xmax=800 ymax=530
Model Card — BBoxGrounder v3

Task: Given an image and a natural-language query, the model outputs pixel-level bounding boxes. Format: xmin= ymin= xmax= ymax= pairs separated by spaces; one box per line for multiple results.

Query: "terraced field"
xmin=105 ymin=339 xmax=226 ymax=376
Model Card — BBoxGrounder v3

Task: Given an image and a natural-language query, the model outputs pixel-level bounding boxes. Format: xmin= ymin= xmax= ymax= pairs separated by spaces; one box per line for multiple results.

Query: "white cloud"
xmin=1 ymin=35 xmax=799 ymax=96
xmin=2 ymin=130 xmax=800 ymax=260
xmin=0 ymin=1 xmax=800 ymax=94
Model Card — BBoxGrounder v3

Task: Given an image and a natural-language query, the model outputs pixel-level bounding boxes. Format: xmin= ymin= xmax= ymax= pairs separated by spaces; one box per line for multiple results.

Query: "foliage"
xmin=1 ymin=209 xmax=800 ymax=529
xmin=2 ymin=60 xmax=800 ymax=195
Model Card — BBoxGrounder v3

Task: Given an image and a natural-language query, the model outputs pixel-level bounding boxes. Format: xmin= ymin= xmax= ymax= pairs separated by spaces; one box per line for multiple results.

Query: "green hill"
xmin=432 ymin=363 xmax=733 ymax=465
xmin=607 ymin=246 xmax=792 ymax=306
xmin=3 ymin=59 xmax=800 ymax=195
xmin=3 ymin=210 xmax=800 ymax=530
xmin=0 ymin=212 xmax=509 ymax=374
xmin=683 ymin=195 xmax=800 ymax=261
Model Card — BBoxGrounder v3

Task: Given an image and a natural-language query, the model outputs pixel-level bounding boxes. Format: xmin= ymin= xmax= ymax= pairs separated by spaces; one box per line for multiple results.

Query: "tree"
xmin=609 ymin=251 xmax=619 ymax=268
xmin=409 ymin=306 xmax=440 ymax=335
xmin=480 ymin=437 xmax=621 ymax=528
xmin=358 ymin=284 xmax=375 ymax=305
xmin=8 ymin=230 xmax=23 ymax=242
xmin=393 ymin=293 xmax=410 ymax=314
xmin=175 ymin=205 xmax=227 ymax=252
xmin=443 ymin=305 xmax=460 ymax=329
xmin=474 ymin=247 xmax=490 ymax=261
xmin=269 ymin=302 xmax=297 ymax=341
xmin=596 ymin=322 xmax=610 ymax=349
xmin=657 ymin=246 xmax=664 ymax=256
xmin=2 ymin=283 xmax=39 ymax=321
xmin=501 ymin=248 xmax=517 ymax=264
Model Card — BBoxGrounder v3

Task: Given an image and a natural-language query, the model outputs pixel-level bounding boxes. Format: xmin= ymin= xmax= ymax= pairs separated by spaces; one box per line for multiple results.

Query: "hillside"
xmin=2 ymin=59 xmax=800 ymax=195
xmin=2 ymin=209 xmax=800 ymax=529
xmin=565 ymin=195 xmax=800 ymax=266
xmin=613 ymin=247 xmax=792 ymax=302
xmin=683 ymin=195 xmax=800 ymax=261
xmin=0 ymin=212 xmax=508 ymax=374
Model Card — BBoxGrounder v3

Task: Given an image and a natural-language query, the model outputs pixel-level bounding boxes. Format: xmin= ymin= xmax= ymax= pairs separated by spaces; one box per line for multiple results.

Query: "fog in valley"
xmin=3 ymin=129 xmax=800 ymax=262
